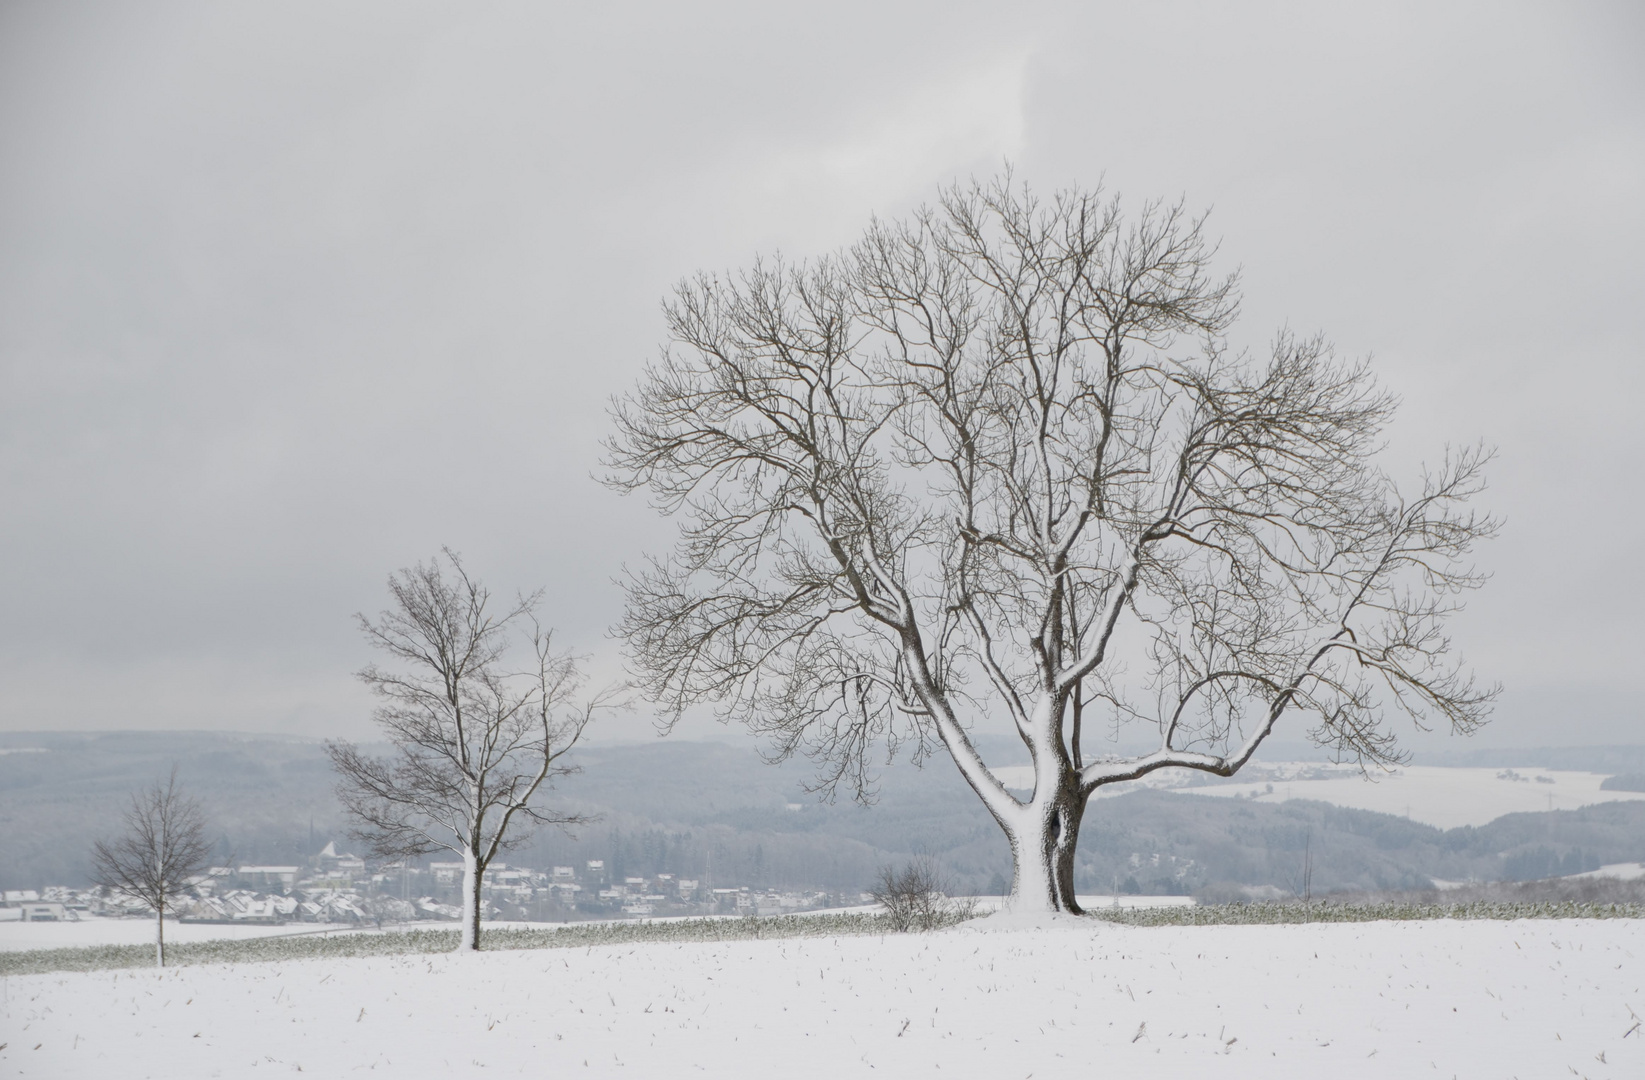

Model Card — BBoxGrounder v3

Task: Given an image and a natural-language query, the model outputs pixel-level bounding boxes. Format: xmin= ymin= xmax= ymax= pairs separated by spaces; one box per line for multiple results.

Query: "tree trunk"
xmin=1003 ymin=734 xmax=1088 ymax=915
xmin=155 ymin=903 xmax=166 ymax=968
xmin=1007 ymin=820 xmax=1060 ymax=914
xmin=1052 ymin=791 xmax=1089 ymax=915
xmin=1007 ymin=799 xmax=1087 ymax=913
xmin=459 ymin=850 xmax=482 ymax=951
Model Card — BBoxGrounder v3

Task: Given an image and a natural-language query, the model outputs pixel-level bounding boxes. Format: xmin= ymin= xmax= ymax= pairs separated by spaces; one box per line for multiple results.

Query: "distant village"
xmin=1 ymin=841 xmax=849 ymax=925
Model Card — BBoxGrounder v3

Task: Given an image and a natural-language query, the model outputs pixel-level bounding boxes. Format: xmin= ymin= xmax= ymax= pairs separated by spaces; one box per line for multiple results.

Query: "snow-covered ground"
xmin=4 ymin=915 xmax=1638 ymax=1078
xmin=0 ymin=918 xmax=360 ymax=953
xmin=994 ymin=761 xmax=1643 ymax=830
xmin=984 ymin=894 xmax=1194 ymax=911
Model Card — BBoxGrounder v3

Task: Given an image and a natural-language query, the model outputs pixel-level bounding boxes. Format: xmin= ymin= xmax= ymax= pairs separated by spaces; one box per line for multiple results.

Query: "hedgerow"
xmin=0 ymin=912 xmax=917 ymax=976
xmin=1086 ymin=899 xmax=1645 ymax=926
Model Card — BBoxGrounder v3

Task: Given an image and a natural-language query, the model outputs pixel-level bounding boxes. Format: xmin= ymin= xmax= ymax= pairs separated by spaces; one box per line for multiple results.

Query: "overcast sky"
xmin=1 ymin=1 xmax=1640 ymax=752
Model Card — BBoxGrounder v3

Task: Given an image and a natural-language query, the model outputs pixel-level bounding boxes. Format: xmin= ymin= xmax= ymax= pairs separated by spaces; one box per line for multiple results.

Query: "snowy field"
xmin=3 ymin=914 xmax=1638 ymax=1079
xmin=995 ymin=762 xmax=1645 ymax=829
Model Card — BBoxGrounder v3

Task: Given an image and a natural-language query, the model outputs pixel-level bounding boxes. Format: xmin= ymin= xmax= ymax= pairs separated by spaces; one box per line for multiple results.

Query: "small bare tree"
xmin=606 ymin=171 xmax=1497 ymax=915
xmin=871 ymin=857 xmax=974 ymax=931
xmin=91 ymin=768 xmax=212 ymax=967
xmin=327 ymin=550 xmax=610 ymax=951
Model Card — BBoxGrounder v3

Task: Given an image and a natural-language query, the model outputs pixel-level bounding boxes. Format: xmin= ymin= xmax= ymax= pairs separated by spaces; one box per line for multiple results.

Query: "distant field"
xmin=980 ymin=761 xmax=1645 ymax=829
xmin=1181 ymin=765 xmax=1645 ymax=828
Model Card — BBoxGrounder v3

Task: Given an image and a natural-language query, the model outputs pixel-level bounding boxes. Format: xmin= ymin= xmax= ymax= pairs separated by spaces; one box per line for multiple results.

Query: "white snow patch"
xmin=968 ymin=894 xmax=1195 ymax=914
xmin=1167 ymin=765 xmax=1645 ymax=829
xmin=1565 ymin=862 xmax=1645 ymax=882
xmin=4 ymin=918 xmax=1639 ymax=1078
xmin=1427 ymin=878 xmax=1474 ymax=891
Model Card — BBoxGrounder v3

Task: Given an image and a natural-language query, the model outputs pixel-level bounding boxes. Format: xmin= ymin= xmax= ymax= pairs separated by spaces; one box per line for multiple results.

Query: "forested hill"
xmin=3 ymin=731 xmax=1643 ymax=896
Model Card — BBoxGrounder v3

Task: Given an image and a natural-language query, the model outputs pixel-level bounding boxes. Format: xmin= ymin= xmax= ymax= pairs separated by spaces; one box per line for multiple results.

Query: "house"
xmin=190 ymin=867 xmax=234 ymax=896
xmin=182 ymin=896 xmax=232 ymax=921
xmin=312 ymin=842 xmax=368 ymax=886
xmin=318 ymin=895 xmax=365 ymax=921
xmin=41 ymin=885 xmax=85 ymax=907
xmin=19 ymin=902 xmax=68 ymax=922
xmin=237 ymin=866 xmax=300 ymax=892
xmin=414 ymin=897 xmax=461 ymax=920
xmin=230 ymin=897 xmax=281 ymax=923
xmin=429 ymin=862 xmax=465 ymax=886
xmin=485 ymin=867 xmax=534 ymax=905
xmin=489 ymin=867 xmax=531 ymax=886
xmin=101 ymin=893 xmax=154 ymax=917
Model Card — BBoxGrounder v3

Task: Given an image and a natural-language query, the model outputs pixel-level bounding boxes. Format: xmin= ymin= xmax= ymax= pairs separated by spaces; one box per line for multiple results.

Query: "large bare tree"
xmin=92 ymin=768 xmax=213 ymax=967
xmin=328 ymin=550 xmax=608 ymax=950
xmin=606 ymin=173 xmax=1497 ymax=915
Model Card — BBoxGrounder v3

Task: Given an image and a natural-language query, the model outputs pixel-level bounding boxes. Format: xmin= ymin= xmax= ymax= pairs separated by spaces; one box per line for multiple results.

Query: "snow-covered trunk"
xmin=1003 ymin=701 xmax=1087 ymax=915
xmin=1006 ymin=780 xmax=1087 ymax=914
xmin=459 ymin=849 xmax=481 ymax=951
xmin=155 ymin=903 xmax=166 ymax=968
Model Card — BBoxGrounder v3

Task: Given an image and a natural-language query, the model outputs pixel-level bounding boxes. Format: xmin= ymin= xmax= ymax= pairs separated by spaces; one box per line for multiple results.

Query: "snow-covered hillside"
xmin=993 ymin=761 xmax=1645 ymax=829
xmin=5 ymin=915 xmax=1638 ymax=1078
xmin=1184 ymin=765 xmax=1645 ymax=828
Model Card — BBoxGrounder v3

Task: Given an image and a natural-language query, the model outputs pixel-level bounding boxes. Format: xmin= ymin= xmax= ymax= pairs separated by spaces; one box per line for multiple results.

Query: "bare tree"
xmin=605 ymin=171 xmax=1497 ymax=915
xmin=91 ymin=768 xmax=213 ymax=967
xmin=871 ymin=857 xmax=974 ymax=931
xmin=327 ymin=550 xmax=610 ymax=950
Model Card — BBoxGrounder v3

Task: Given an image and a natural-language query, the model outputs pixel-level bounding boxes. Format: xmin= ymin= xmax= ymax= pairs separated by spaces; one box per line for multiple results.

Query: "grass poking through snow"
xmin=4 ymin=900 xmax=1637 ymax=976
xmin=0 ymin=912 xmax=915 ymax=976
xmin=1086 ymin=899 xmax=1645 ymax=926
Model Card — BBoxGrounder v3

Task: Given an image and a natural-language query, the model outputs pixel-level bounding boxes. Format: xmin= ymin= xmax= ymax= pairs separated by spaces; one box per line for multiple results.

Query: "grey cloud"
xmin=0 ymin=1 xmax=1638 ymax=749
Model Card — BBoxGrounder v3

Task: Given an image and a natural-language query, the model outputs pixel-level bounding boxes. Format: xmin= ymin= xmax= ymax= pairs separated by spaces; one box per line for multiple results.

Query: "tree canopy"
xmin=606 ymin=173 xmax=1495 ymax=911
